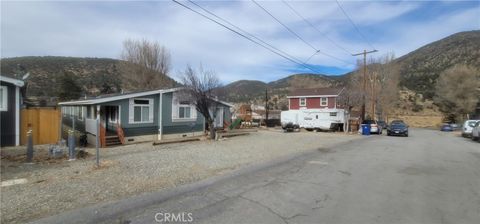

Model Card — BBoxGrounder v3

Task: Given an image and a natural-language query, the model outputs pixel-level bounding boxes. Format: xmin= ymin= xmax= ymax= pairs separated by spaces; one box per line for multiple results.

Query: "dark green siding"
xmin=123 ymin=126 xmax=159 ymax=137
xmin=59 ymin=91 xmax=234 ymax=139
xmin=161 ymin=92 xmax=204 ymax=134
xmin=163 ymin=124 xmax=204 ymax=134
xmin=99 ymin=94 xmax=160 ymax=137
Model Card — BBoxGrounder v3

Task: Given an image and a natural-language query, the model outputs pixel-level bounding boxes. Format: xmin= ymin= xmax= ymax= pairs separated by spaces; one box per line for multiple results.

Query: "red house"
xmin=287 ymin=88 xmax=344 ymax=110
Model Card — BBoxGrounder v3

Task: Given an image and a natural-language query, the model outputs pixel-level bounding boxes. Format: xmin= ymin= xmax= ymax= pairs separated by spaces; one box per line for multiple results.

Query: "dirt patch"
xmin=1 ymin=147 xmax=91 ymax=165
xmin=389 ymin=115 xmax=443 ymax=128
xmin=90 ymin=160 xmax=118 ymax=171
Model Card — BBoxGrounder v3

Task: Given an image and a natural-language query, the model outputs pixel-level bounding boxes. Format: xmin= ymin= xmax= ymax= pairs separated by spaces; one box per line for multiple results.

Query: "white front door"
xmin=214 ymin=107 xmax=224 ymax=128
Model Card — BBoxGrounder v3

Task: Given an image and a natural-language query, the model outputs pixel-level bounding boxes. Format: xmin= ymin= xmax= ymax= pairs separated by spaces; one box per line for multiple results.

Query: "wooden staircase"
xmin=99 ymin=123 xmax=125 ymax=147
xmin=105 ymin=135 xmax=122 ymax=146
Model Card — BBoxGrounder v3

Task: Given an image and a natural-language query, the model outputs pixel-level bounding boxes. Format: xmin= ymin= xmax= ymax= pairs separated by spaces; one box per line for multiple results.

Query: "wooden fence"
xmin=20 ymin=108 xmax=61 ymax=145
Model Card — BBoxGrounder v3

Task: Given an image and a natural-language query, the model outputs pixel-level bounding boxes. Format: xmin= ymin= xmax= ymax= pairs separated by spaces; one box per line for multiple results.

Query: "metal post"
xmin=26 ymin=129 xmax=33 ymax=163
xmin=68 ymin=130 xmax=76 ymax=161
xmin=96 ymin=105 xmax=100 ymax=167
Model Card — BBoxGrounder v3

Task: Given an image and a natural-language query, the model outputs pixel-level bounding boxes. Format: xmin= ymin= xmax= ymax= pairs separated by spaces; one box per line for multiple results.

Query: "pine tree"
xmin=57 ymin=71 xmax=82 ymax=101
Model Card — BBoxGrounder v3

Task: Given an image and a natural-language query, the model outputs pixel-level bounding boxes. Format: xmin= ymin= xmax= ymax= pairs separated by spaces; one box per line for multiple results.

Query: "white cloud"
xmin=1 ymin=0 xmax=478 ymax=83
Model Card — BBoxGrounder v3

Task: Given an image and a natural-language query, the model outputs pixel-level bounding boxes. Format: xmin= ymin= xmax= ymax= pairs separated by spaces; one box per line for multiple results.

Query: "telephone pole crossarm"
xmin=352 ymin=49 xmax=378 ymax=56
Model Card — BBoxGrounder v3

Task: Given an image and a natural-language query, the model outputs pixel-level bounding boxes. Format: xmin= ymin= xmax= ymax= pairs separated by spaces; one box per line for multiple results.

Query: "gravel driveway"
xmin=1 ymin=130 xmax=360 ymax=223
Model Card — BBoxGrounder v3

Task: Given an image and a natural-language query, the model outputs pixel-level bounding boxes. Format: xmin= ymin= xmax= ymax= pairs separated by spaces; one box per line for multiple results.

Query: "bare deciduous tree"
xmin=338 ymin=61 xmax=365 ymax=132
xmin=180 ymin=65 xmax=222 ymax=139
xmin=339 ymin=53 xmax=400 ymax=131
xmin=120 ymin=38 xmax=172 ymax=90
xmin=368 ymin=53 xmax=400 ymax=122
xmin=434 ymin=65 xmax=480 ymax=122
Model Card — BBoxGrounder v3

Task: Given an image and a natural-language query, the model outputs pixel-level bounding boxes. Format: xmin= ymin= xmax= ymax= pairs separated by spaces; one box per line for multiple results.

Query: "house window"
xmin=178 ymin=100 xmax=193 ymax=119
xmin=320 ymin=97 xmax=328 ymax=106
xmin=172 ymin=93 xmax=197 ymax=122
xmin=129 ymin=98 xmax=153 ymax=123
xmin=179 ymin=106 xmax=191 ymax=118
xmin=299 ymin=98 xmax=306 ymax=107
xmin=0 ymin=86 xmax=7 ymax=111
xmin=330 ymin=112 xmax=337 ymax=117
xmin=77 ymin=106 xmax=84 ymax=121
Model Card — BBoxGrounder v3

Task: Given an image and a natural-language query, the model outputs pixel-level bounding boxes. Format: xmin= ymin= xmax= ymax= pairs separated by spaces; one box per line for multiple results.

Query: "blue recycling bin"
xmin=362 ymin=124 xmax=371 ymax=136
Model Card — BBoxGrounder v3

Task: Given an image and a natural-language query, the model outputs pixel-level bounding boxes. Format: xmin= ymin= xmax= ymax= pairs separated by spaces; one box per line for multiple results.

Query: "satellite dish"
xmin=22 ymin=72 xmax=30 ymax=80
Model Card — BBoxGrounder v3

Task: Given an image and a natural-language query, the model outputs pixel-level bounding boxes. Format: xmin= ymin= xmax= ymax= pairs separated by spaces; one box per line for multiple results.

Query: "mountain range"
xmin=218 ymin=30 xmax=480 ymax=103
xmin=1 ymin=30 xmax=479 ymax=107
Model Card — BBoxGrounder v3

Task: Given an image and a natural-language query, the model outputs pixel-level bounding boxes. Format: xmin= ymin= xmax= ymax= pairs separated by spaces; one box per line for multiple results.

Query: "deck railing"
xmin=115 ymin=123 xmax=125 ymax=144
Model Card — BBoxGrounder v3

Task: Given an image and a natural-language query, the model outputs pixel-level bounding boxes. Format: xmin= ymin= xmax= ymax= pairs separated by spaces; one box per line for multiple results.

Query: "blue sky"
xmin=1 ymin=0 xmax=479 ymax=84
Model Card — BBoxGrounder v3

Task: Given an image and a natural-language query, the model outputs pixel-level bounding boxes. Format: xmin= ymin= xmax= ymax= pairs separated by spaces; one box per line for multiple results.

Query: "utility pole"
xmin=352 ymin=49 xmax=378 ymax=121
xmin=265 ymin=88 xmax=269 ymax=126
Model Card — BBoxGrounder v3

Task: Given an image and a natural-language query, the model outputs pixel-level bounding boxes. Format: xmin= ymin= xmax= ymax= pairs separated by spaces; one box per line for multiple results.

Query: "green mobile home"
xmin=59 ymin=88 xmax=232 ymax=147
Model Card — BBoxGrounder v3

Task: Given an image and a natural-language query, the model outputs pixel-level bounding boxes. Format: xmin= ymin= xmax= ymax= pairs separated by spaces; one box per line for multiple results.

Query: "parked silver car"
xmin=462 ymin=120 xmax=479 ymax=138
xmin=471 ymin=121 xmax=480 ymax=142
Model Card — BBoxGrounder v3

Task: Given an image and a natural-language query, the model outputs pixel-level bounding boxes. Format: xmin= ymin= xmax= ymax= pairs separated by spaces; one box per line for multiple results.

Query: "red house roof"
xmin=287 ymin=88 xmax=343 ymax=98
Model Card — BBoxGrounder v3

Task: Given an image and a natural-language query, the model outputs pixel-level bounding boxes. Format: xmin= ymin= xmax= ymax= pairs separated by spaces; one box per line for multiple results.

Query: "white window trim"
xmin=172 ymin=93 xmax=197 ymax=122
xmin=320 ymin=97 xmax=328 ymax=107
xmin=0 ymin=86 xmax=8 ymax=111
xmin=173 ymin=105 xmax=197 ymax=122
xmin=299 ymin=98 xmax=306 ymax=107
xmin=129 ymin=98 xmax=154 ymax=124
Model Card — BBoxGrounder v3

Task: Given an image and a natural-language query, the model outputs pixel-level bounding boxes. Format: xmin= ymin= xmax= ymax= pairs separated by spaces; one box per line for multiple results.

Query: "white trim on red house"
xmin=320 ymin=97 xmax=328 ymax=106
xmin=299 ymin=98 xmax=306 ymax=106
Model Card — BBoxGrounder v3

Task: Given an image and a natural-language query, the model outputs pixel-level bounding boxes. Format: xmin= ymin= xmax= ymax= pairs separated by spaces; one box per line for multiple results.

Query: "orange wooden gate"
xmin=20 ymin=108 xmax=61 ymax=145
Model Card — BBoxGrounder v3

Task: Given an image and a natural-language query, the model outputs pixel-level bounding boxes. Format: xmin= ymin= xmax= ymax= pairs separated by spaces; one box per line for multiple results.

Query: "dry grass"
xmin=389 ymin=115 xmax=443 ymax=128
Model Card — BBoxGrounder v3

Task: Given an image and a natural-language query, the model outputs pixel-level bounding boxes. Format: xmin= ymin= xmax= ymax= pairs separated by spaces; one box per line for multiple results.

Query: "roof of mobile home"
xmin=59 ymin=87 xmax=233 ymax=107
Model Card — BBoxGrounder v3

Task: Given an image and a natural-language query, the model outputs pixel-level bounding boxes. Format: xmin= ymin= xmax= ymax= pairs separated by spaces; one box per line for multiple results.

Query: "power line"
xmin=252 ymin=0 xmax=354 ymax=66
xmin=187 ymin=0 xmax=315 ymax=72
xmin=251 ymin=0 xmax=317 ymax=51
xmin=281 ymin=0 xmax=353 ymax=55
xmin=335 ymin=0 xmax=376 ymax=51
xmin=171 ymin=0 xmax=331 ymax=76
xmin=304 ymin=51 xmax=319 ymax=64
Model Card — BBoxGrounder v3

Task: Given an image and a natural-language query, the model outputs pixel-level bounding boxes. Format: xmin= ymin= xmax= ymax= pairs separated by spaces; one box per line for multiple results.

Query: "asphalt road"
xmin=35 ymin=129 xmax=480 ymax=224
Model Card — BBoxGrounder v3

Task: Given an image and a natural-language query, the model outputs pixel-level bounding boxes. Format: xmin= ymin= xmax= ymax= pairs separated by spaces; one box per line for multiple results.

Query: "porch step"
xmin=105 ymin=135 xmax=122 ymax=146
